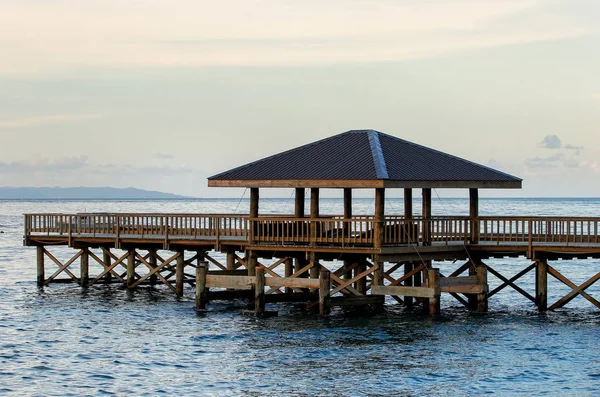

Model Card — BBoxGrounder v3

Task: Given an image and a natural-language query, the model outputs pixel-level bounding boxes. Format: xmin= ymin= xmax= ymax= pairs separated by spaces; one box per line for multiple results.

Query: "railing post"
xmin=196 ymin=261 xmax=209 ymax=311
xmin=319 ymin=269 xmax=331 ymax=316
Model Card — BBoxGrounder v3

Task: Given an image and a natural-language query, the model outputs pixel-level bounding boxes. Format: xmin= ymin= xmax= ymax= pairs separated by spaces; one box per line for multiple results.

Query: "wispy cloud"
xmin=0 ymin=114 xmax=103 ymax=129
xmin=0 ymin=156 xmax=89 ymax=171
xmin=154 ymin=152 xmax=175 ymax=159
xmin=0 ymin=0 xmax=589 ymax=75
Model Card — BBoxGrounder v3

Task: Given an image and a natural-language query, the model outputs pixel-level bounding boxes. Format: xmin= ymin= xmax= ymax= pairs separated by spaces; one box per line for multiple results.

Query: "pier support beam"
xmin=344 ymin=188 xmax=352 ymax=237
xmin=374 ymin=188 xmax=385 ymax=249
xmin=356 ymin=260 xmax=367 ymax=295
xmin=404 ymin=262 xmax=414 ymax=308
xmin=427 ymin=268 xmax=441 ymax=316
xmin=80 ymin=248 xmax=89 ymax=288
xmin=372 ymin=256 xmax=385 ymax=311
xmin=319 ymin=269 xmax=331 ymax=316
xmin=148 ymin=249 xmax=157 ymax=285
xmin=309 ymin=252 xmax=320 ymax=290
xmin=250 ymin=188 xmax=259 ymax=244
xmin=127 ymin=249 xmax=135 ymax=287
xmin=404 ymin=188 xmax=413 ymax=219
xmin=196 ymin=261 xmax=208 ymax=311
xmin=476 ymin=264 xmax=488 ymax=313
xmin=36 ymin=246 xmax=45 ymax=287
xmin=284 ymin=257 xmax=294 ymax=294
xmin=175 ymin=251 xmax=184 ymax=297
xmin=536 ymin=259 xmax=548 ymax=311
xmin=103 ymin=249 xmax=113 ymax=284
xmin=226 ymin=250 xmax=235 ymax=271
xmin=247 ymin=251 xmax=257 ymax=277
xmin=255 ymin=266 xmax=265 ymax=317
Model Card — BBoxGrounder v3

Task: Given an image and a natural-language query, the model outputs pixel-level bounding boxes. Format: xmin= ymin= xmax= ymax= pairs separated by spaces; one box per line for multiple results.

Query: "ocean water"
xmin=1 ymin=198 xmax=600 ymax=396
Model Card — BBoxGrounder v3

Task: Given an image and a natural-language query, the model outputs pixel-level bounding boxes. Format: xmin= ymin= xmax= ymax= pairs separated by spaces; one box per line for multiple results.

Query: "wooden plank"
xmin=441 ymin=284 xmax=484 ymax=294
xmin=371 ymin=285 xmax=436 ymax=298
xmin=265 ymin=277 xmax=320 ymax=289
xmin=206 ymin=275 xmax=255 ymax=290
xmin=439 ymin=275 xmax=478 ymax=288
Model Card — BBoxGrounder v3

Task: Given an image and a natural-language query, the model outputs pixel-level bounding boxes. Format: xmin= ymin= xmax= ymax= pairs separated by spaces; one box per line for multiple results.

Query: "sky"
xmin=0 ymin=0 xmax=599 ymax=198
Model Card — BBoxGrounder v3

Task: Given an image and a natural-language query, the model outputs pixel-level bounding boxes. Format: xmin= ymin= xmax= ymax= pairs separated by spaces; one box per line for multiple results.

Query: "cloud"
xmin=525 ymin=153 xmax=564 ymax=169
xmin=540 ymin=135 xmax=562 ymax=149
xmin=0 ymin=156 xmax=89 ymax=172
xmin=154 ymin=152 xmax=175 ymax=159
xmin=539 ymin=135 xmax=583 ymax=153
xmin=0 ymin=114 xmax=103 ymax=129
xmin=0 ymin=0 xmax=588 ymax=75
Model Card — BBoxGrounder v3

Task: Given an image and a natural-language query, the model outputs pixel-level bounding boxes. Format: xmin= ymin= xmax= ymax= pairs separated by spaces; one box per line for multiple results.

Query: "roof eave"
xmin=208 ymin=179 xmax=522 ymax=189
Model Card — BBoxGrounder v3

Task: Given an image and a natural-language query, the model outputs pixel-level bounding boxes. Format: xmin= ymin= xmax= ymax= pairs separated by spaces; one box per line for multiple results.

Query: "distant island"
xmin=0 ymin=187 xmax=190 ymax=199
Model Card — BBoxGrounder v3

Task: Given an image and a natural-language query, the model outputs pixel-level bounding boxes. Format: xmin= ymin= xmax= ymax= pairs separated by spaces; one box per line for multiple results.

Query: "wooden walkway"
xmin=24 ymin=213 xmax=600 ymax=316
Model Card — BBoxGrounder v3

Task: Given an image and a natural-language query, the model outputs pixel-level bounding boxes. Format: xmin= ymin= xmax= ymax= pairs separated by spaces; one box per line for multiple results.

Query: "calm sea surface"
xmin=1 ymin=198 xmax=600 ymax=396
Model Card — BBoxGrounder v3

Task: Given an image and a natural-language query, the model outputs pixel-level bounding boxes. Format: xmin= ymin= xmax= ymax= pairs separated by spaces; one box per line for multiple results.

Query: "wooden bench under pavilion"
xmin=25 ymin=130 xmax=600 ymax=316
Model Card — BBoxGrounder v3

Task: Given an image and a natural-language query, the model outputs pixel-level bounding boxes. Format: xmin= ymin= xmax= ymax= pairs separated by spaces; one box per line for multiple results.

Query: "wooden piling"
xmin=103 ymin=249 xmax=112 ymax=283
xmin=36 ymin=246 xmax=44 ymax=287
xmin=80 ymin=248 xmax=89 ymax=288
xmin=319 ymin=269 xmax=331 ymax=316
xmin=127 ymin=249 xmax=136 ymax=287
xmin=476 ymin=265 xmax=488 ymax=313
xmin=255 ymin=266 xmax=265 ymax=317
xmin=356 ymin=261 xmax=367 ymax=295
xmin=284 ymin=257 xmax=294 ymax=294
xmin=175 ymin=251 xmax=184 ymax=297
xmin=404 ymin=262 xmax=414 ymax=308
xmin=536 ymin=259 xmax=548 ymax=311
xmin=248 ymin=251 xmax=257 ymax=277
xmin=310 ymin=252 xmax=319 ymax=291
xmin=226 ymin=250 xmax=235 ymax=271
xmin=428 ymin=268 xmax=441 ymax=316
xmin=196 ymin=261 xmax=208 ymax=310
xmin=148 ymin=248 xmax=157 ymax=285
xmin=468 ymin=262 xmax=478 ymax=311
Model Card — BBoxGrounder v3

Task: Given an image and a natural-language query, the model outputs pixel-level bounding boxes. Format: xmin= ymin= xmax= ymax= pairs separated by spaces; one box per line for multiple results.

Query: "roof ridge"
xmin=367 ymin=130 xmax=389 ymax=179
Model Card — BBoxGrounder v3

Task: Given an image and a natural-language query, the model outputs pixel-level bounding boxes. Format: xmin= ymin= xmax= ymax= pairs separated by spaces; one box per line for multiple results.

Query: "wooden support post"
xmin=104 ymin=248 xmax=113 ymax=283
xmin=36 ymin=246 xmax=45 ymax=287
xmin=250 ymin=187 xmax=259 ymax=243
xmin=309 ymin=252 xmax=320 ymax=291
xmin=247 ymin=251 xmax=257 ymax=277
xmin=255 ymin=266 xmax=265 ymax=317
xmin=372 ymin=256 xmax=384 ymax=311
xmin=196 ymin=261 xmax=208 ymax=311
xmin=226 ymin=250 xmax=235 ymax=271
xmin=310 ymin=188 xmax=319 ymax=245
xmin=422 ymin=188 xmax=432 ymax=245
xmin=470 ymin=188 xmax=479 ymax=244
xmin=80 ymin=248 xmax=89 ymax=288
xmin=319 ymin=269 xmax=331 ymax=316
xmin=148 ymin=248 xmax=157 ymax=285
xmin=536 ymin=259 xmax=548 ymax=311
xmin=127 ymin=249 xmax=135 ymax=287
xmin=295 ymin=188 xmax=305 ymax=218
xmin=356 ymin=261 xmax=367 ymax=295
xmin=284 ymin=257 xmax=294 ymax=294
xmin=404 ymin=188 xmax=413 ymax=219
xmin=476 ymin=265 xmax=488 ymax=313
xmin=468 ymin=261 xmax=478 ymax=311
xmin=175 ymin=251 xmax=184 ymax=297
xmin=344 ymin=188 xmax=352 ymax=237
xmin=374 ymin=188 xmax=385 ymax=248
xmin=343 ymin=260 xmax=353 ymax=281
xmin=404 ymin=262 xmax=414 ymax=308
xmin=428 ymin=268 xmax=441 ymax=316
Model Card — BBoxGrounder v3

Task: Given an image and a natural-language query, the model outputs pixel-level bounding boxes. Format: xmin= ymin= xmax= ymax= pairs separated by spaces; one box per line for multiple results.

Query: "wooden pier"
xmin=24 ymin=130 xmax=600 ymax=315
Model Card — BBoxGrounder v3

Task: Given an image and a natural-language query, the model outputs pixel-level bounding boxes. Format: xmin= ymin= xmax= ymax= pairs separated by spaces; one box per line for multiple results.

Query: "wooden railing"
xmin=24 ymin=214 xmax=600 ymax=248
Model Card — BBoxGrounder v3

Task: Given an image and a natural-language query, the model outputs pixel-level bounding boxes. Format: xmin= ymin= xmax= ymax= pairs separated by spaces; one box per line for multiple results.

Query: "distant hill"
xmin=0 ymin=187 xmax=189 ymax=199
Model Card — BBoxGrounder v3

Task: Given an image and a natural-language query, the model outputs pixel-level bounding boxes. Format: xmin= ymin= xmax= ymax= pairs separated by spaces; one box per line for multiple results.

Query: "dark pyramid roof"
xmin=208 ymin=130 xmax=522 ymax=189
